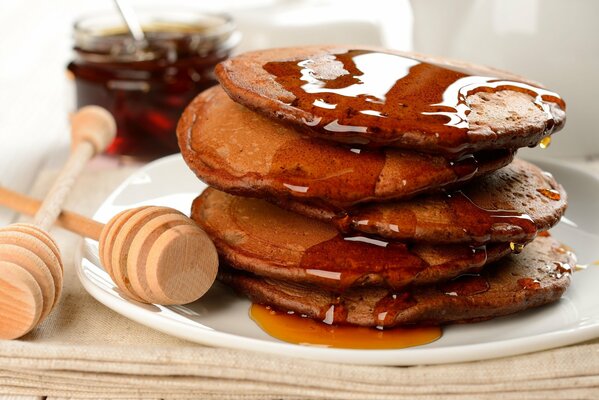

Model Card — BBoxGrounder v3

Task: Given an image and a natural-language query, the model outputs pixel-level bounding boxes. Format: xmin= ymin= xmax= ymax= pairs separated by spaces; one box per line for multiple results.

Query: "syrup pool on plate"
xmin=250 ymin=304 xmax=441 ymax=350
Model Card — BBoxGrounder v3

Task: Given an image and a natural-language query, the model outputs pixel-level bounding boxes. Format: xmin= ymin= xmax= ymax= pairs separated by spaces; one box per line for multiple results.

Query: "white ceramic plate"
xmin=77 ymin=154 xmax=599 ymax=366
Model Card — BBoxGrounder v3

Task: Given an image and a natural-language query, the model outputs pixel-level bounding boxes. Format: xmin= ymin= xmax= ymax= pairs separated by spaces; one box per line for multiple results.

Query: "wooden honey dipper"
xmin=0 ymin=187 xmax=219 ymax=307
xmin=0 ymin=106 xmax=117 ymax=339
xmin=0 ymin=111 xmax=218 ymax=340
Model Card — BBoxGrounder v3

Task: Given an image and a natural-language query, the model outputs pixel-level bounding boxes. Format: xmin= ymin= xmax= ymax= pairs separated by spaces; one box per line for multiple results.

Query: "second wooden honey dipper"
xmin=0 ymin=187 xmax=219 ymax=307
xmin=0 ymin=106 xmax=116 ymax=339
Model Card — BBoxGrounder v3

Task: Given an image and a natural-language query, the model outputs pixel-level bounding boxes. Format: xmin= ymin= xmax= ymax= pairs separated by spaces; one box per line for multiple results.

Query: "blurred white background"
xmin=0 ymin=0 xmax=597 ymax=224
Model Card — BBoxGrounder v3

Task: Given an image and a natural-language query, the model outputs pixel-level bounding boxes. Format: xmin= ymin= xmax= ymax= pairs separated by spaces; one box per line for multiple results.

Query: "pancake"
xmin=178 ymin=85 xmax=514 ymax=208
xmin=219 ymin=235 xmax=574 ymax=327
xmin=216 ymin=45 xmax=566 ymax=155
xmin=273 ymin=159 xmax=567 ymax=244
xmin=192 ymin=188 xmax=511 ymax=291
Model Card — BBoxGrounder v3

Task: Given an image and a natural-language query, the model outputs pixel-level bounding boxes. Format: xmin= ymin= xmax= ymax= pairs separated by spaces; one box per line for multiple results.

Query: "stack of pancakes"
xmin=177 ymin=46 xmax=574 ymax=327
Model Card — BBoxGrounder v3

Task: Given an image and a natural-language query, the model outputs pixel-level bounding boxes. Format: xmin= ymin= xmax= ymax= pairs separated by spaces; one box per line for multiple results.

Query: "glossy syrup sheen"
xmin=439 ymin=273 xmax=490 ymax=297
xmin=331 ymin=189 xmax=537 ymax=245
xmin=250 ymin=304 xmax=441 ymax=349
xmin=268 ymin=142 xmax=507 ymax=205
xmin=263 ymin=50 xmax=565 ymax=152
xmin=269 ymin=138 xmax=385 ymax=202
xmin=445 ymin=191 xmax=537 ymax=243
xmin=299 ymin=234 xmax=488 ymax=289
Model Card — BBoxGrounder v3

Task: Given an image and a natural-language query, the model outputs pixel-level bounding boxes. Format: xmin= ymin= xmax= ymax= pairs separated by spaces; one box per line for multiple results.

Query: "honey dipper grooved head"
xmin=100 ymin=206 xmax=219 ymax=305
xmin=0 ymin=224 xmax=64 ymax=337
xmin=0 ymin=261 xmax=43 ymax=340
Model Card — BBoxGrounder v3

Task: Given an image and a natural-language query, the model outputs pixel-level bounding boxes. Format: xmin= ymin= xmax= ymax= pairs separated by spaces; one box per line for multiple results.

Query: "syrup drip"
xmin=537 ymin=188 xmax=561 ymax=201
xmin=330 ymin=189 xmax=536 ymax=244
xmin=300 ymin=234 xmax=487 ymax=290
xmin=263 ymin=50 xmax=565 ymax=153
xmin=439 ymin=274 xmax=490 ymax=297
xmin=300 ymin=235 xmax=426 ymax=289
xmin=373 ymin=292 xmax=417 ymax=326
xmin=446 ymin=191 xmax=537 ymax=244
xmin=518 ymin=278 xmax=541 ymax=290
xmin=250 ymin=304 xmax=441 ymax=349
xmin=539 ymin=136 xmax=552 ymax=149
xmin=321 ymin=298 xmax=348 ymax=325
xmin=510 ymin=242 xmax=525 ymax=254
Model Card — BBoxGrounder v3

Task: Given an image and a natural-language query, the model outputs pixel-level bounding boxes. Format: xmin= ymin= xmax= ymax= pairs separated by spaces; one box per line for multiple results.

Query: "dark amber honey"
xmin=68 ymin=13 xmax=238 ymax=158
xmin=250 ymin=304 xmax=441 ymax=349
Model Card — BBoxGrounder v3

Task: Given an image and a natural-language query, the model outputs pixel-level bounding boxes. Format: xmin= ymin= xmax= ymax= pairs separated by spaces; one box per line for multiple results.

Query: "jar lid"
xmin=73 ymin=9 xmax=240 ymax=62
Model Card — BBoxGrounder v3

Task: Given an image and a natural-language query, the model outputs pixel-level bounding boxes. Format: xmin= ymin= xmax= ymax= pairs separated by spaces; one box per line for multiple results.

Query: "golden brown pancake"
xmin=178 ymin=85 xmax=514 ymax=208
xmin=216 ymin=45 xmax=566 ymax=155
xmin=192 ymin=188 xmax=511 ymax=291
xmin=219 ymin=235 xmax=573 ymax=327
xmin=272 ymin=159 xmax=567 ymax=244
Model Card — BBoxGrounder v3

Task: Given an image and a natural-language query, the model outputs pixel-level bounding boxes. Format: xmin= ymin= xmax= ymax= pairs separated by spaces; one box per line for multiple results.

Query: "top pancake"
xmin=178 ymin=85 xmax=513 ymax=208
xmin=274 ymin=159 xmax=567 ymax=244
xmin=216 ymin=45 xmax=566 ymax=155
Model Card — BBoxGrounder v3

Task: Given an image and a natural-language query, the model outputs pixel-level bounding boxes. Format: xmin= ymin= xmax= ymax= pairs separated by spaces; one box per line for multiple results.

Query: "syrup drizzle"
xmin=537 ymin=188 xmax=561 ymax=201
xmin=373 ymin=292 xmax=418 ymax=326
xmin=263 ymin=50 xmax=565 ymax=153
xmin=250 ymin=304 xmax=441 ymax=349
xmin=445 ymin=191 xmax=536 ymax=245
xmin=268 ymin=138 xmax=505 ymax=205
xmin=539 ymin=136 xmax=552 ymax=149
xmin=299 ymin=234 xmax=488 ymax=290
xmin=518 ymin=278 xmax=541 ymax=290
xmin=330 ymin=190 xmax=537 ymax=245
xmin=439 ymin=273 xmax=490 ymax=297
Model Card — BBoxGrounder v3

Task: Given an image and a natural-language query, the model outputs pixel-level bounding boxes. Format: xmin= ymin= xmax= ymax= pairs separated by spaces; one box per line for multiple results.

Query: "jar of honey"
xmin=67 ymin=11 xmax=240 ymax=158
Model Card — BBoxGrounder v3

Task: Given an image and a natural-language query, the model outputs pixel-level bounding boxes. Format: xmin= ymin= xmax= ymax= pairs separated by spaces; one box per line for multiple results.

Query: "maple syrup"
xmin=510 ymin=242 xmax=525 ymax=254
xmin=537 ymin=188 xmax=561 ymax=201
xmin=445 ymin=191 xmax=536 ymax=245
xmin=373 ymin=292 xmax=418 ymax=326
xmin=517 ymin=278 xmax=541 ymax=290
xmin=299 ymin=234 xmax=489 ymax=289
xmin=269 ymin=135 xmax=509 ymax=204
xmin=539 ymin=136 xmax=552 ymax=149
xmin=263 ymin=49 xmax=565 ymax=154
xmin=250 ymin=304 xmax=441 ymax=349
xmin=329 ymin=189 xmax=537 ymax=245
xmin=439 ymin=273 xmax=490 ymax=296
xmin=269 ymin=138 xmax=385 ymax=203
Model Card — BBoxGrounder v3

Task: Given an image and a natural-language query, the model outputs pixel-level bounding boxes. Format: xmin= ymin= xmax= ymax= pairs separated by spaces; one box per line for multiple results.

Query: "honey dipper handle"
xmin=0 ymin=186 xmax=104 ymax=241
xmin=34 ymin=107 xmax=116 ymax=232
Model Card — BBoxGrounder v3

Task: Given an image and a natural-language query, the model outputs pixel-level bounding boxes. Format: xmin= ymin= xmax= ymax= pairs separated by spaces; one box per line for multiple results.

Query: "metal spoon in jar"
xmin=113 ymin=0 xmax=147 ymax=45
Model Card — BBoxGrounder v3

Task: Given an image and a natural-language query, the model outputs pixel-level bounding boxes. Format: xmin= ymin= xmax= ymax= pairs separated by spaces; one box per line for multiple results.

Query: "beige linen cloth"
xmin=0 ymin=165 xmax=598 ymax=400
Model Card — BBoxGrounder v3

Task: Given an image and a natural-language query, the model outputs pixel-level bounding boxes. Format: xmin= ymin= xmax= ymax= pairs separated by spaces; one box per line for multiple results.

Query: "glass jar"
xmin=67 ymin=10 xmax=240 ymax=158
